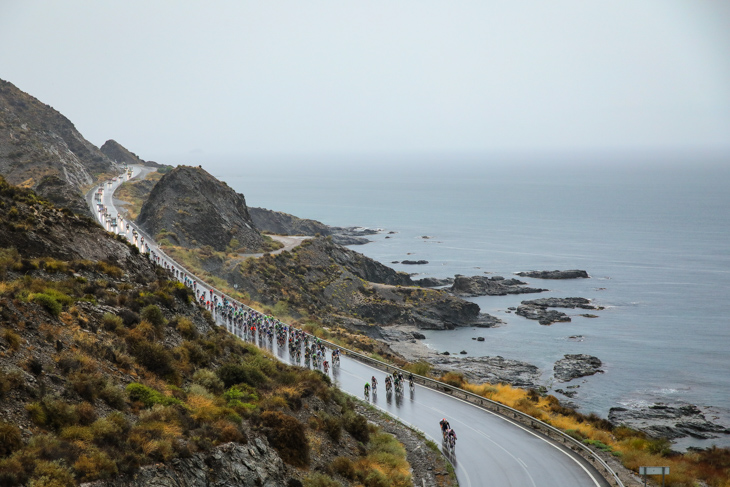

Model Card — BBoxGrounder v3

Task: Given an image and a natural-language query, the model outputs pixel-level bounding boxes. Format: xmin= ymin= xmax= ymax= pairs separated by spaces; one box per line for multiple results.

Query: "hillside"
xmin=136 ymin=166 xmax=265 ymax=253
xmin=0 ymin=79 xmax=114 ymax=215
xmin=99 ymin=140 xmax=163 ymax=168
xmin=0 ymin=178 xmax=453 ymax=487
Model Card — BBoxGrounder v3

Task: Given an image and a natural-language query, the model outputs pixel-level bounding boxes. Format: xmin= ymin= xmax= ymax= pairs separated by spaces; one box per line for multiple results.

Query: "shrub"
xmin=72 ymin=447 xmax=118 ymax=482
xmin=303 ymin=473 xmax=341 ymax=487
xmin=217 ymin=363 xmax=267 ymax=389
xmin=29 ymin=460 xmax=75 ymax=487
xmin=69 ymin=372 xmax=107 ymax=402
xmin=126 ymin=383 xmax=180 ymax=408
xmin=320 ymin=413 xmax=342 ymax=442
xmin=405 ymin=361 xmax=431 ymax=376
xmin=0 ymin=422 xmax=22 ymax=457
xmin=175 ymin=317 xmax=198 ymax=339
xmin=140 ymin=305 xmax=165 ymax=331
xmin=260 ymin=411 xmax=309 ymax=467
xmin=130 ymin=341 xmax=176 ymax=379
xmin=101 ymin=313 xmax=123 ymax=331
xmin=331 ymin=457 xmax=355 ymax=480
xmin=99 ymin=384 xmax=127 ymax=410
xmin=31 ymin=293 xmax=62 ymax=317
xmin=192 ymin=369 xmax=224 ymax=394
xmin=3 ymin=329 xmax=22 ymax=351
xmin=75 ymin=402 xmax=98 ymax=426
xmin=343 ymin=411 xmax=369 ymax=444
xmin=439 ymin=371 xmax=465 ymax=388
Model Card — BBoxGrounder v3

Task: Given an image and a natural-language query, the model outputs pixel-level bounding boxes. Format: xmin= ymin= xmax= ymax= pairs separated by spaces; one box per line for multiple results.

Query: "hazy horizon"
xmin=2 ymin=1 xmax=730 ymax=164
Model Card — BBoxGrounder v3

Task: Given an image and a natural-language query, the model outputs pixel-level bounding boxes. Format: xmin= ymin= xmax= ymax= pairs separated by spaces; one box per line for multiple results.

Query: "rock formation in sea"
xmin=516 ymin=269 xmax=589 ymax=279
xmin=516 ymin=297 xmax=601 ymax=325
xmin=553 ymin=354 xmax=603 ymax=381
xmin=449 ymin=275 xmax=548 ymax=297
xmin=609 ymin=404 xmax=730 ymax=440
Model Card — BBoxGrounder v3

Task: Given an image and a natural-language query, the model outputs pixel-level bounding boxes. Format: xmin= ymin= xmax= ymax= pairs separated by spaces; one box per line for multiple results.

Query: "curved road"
xmin=90 ymin=166 xmax=612 ymax=487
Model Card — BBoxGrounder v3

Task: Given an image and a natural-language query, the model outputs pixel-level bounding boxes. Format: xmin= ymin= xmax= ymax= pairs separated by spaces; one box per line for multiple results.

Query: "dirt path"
xmin=239 ymin=235 xmax=312 ymax=258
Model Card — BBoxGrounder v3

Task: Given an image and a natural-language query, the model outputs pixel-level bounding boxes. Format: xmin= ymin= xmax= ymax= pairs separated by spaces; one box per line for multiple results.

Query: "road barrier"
xmin=103 ymin=167 xmax=625 ymax=487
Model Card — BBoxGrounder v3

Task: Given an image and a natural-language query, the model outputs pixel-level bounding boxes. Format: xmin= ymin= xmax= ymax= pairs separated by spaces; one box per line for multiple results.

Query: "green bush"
xmin=0 ymin=421 xmax=22 ymax=457
xmin=29 ymin=460 xmax=75 ymax=487
xmin=2 ymin=329 xmax=22 ymax=351
xmin=31 ymin=293 xmax=62 ymax=317
xmin=126 ymin=383 xmax=181 ymax=408
xmin=140 ymin=305 xmax=165 ymax=330
xmin=175 ymin=316 xmax=197 ymax=339
xmin=99 ymin=384 xmax=127 ymax=410
xmin=130 ymin=341 xmax=176 ymax=378
xmin=69 ymin=372 xmax=107 ymax=402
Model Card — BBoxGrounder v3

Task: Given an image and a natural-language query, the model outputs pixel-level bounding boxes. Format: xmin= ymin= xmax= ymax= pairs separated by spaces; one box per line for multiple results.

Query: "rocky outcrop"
xmin=516 ymin=270 xmax=589 ymax=279
xmin=99 ymin=139 xmax=164 ymax=168
xmin=413 ymin=277 xmax=454 ymax=288
xmin=449 ymin=275 xmax=547 ymax=297
xmin=431 ymin=356 xmax=541 ymax=388
xmin=609 ymin=404 xmax=730 ymax=440
xmin=137 ymin=165 xmax=264 ymax=252
xmin=82 ymin=439 xmax=289 ymax=487
xmin=401 ymin=260 xmax=428 ymax=265
xmin=553 ymin=354 xmax=603 ymax=381
xmin=249 ymin=207 xmax=373 ymax=245
xmin=0 ymin=79 xmax=115 ymax=214
xmin=516 ymin=297 xmax=600 ymax=325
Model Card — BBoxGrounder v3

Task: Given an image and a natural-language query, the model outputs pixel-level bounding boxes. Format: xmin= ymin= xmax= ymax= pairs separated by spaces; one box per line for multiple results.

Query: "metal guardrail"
xmin=105 ymin=168 xmax=624 ymax=487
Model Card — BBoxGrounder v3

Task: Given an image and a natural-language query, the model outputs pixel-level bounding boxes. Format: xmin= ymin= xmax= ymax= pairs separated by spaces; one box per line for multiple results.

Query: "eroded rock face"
xmin=609 ymin=404 xmax=730 ymax=440
xmin=82 ymin=439 xmax=289 ymax=487
xmin=449 ymin=275 xmax=547 ymax=297
xmin=0 ymin=79 xmax=115 ymax=215
xmin=249 ymin=207 xmax=373 ymax=245
xmin=516 ymin=270 xmax=589 ymax=279
xmin=553 ymin=354 xmax=603 ymax=381
xmin=137 ymin=165 xmax=264 ymax=252
xmin=431 ymin=356 xmax=541 ymax=388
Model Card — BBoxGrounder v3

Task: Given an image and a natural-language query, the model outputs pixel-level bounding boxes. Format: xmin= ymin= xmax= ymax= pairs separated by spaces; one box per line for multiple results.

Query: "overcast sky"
xmin=1 ymin=1 xmax=729 ymax=163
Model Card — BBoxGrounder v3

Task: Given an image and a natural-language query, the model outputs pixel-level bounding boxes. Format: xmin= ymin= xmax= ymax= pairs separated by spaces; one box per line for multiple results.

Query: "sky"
xmin=1 ymin=1 xmax=729 ymax=164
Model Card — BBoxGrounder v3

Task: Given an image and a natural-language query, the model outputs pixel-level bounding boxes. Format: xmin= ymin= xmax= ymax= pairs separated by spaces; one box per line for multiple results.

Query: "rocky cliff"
xmin=100 ymin=139 xmax=163 ymax=168
xmin=136 ymin=165 xmax=265 ymax=252
xmin=249 ymin=207 xmax=374 ymax=245
xmin=0 ymin=79 xmax=115 ymax=214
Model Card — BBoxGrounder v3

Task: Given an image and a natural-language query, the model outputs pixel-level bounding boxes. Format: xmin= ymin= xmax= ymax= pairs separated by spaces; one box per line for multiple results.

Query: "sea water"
xmin=197 ymin=153 xmax=730 ymax=448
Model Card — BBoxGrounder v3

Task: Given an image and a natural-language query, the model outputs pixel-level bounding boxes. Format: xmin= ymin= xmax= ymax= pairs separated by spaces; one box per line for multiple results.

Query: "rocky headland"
xmin=449 ymin=275 xmax=548 ymax=297
xmin=100 ymin=139 xmax=164 ymax=168
xmin=249 ymin=206 xmax=374 ymax=245
xmin=516 ymin=269 xmax=589 ymax=279
xmin=137 ymin=165 xmax=265 ymax=252
xmin=516 ymin=297 xmax=601 ymax=325
xmin=0 ymin=78 xmax=116 ymax=215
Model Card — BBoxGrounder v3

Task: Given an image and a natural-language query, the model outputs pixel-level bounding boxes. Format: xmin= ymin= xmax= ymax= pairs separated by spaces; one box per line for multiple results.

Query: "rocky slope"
xmin=0 ymin=78 xmax=115 ymax=215
xmin=206 ymin=237 xmax=502 ymax=330
xmin=136 ymin=165 xmax=265 ymax=252
xmin=100 ymin=139 xmax=163 ymax=168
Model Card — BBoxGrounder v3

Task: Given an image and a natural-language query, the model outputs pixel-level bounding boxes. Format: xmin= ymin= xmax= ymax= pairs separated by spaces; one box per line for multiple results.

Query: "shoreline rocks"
xmin=430 ymin=355 xmax=541 ymax=388
xmin=449 ymin=275 xmax=548 ymax=297
xmin=516 ymin=297 xmax=601 ymax=325
xmin=553 ymin=354 xmax=603 ymax=381
xmin=516 ymin=269 xmax=589 ymax=279
xmin=609 ymin=404 xmax=730 ymax=440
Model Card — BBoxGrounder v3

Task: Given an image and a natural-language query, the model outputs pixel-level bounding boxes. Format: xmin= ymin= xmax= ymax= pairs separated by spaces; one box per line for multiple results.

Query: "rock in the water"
xmin=476 ymin=337 xmax=485 ymax=342
xmin=553 ymin=354 xmax=603 ymax=381
xmin=516 ymin=297 xmax=600 ymax=325
xmin=330 ymin=234 xmax=370 ymax=245
xmin=460 ymin=350 xmax=467 ymax=354
xmin=402 ymin=260 xmax=429 ymax=265
xmin=609 ymin=404 xmax=730 ymax=440
xmin=449 ymin=275 xmax=547 ymax=297
xmin=555 ymin=388 xmax=578 ymax=398
xmin=516 ymin=270 xmax=589 ymax=279
xmin=412 ymin=332 xmax=426 ymax=339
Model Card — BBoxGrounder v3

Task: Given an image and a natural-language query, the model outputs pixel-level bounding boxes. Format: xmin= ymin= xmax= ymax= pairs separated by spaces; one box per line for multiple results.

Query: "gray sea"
xmin=193 ymin=153 xmax=730 ymax=449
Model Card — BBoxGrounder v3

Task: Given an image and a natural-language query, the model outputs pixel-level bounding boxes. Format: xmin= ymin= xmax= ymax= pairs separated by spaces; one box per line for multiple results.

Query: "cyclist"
xmin=323 ymin=360 xmax=329 ymax=374
xmin=440 ymin=418 xmax=451 ymax=438
xmin=447 ymin=428 xmax=457 ymax=449
xmin=385 ymin=375 xmax=392 ymax=393
xmin=408 ymin=372 xmax=414 ymax=389
xmin=364 ymin=382 xmax=370 ymax=396
xmin=371 ymin=376 xmax=378 ymax=392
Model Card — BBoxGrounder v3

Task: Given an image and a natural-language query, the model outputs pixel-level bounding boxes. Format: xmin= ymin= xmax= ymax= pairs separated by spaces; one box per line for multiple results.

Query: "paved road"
xmin=91 ymin=166 xmax=613 ymax=487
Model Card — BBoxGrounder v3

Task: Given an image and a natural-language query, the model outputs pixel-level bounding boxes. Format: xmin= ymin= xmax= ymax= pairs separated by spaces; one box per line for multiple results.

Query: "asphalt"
xmin=90 ymin=166 xmax=613 ymax=487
